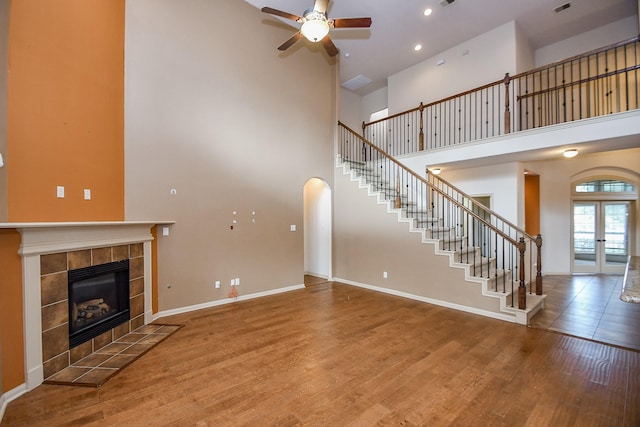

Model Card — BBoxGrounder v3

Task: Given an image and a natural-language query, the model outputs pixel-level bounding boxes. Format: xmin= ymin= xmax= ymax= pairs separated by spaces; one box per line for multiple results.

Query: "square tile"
xmin=121 ymin=343 xmax=154 ymax=356
xmin=135 ymin=324 xmax=162 ymax=334
xmin=75 ymin=353 xmax=114 ymax=368
xmin=46 ymin=366 xmax=92 ymax=384
xmin=100 ymin=354 xmax=138 ymax=369
xmin=116 ymin=333 xmax=147 ymax=344
xmin=95 ymin=342 xmax=131 ymax=354
xmin=75 ymin=368 xmax=118 ymax=386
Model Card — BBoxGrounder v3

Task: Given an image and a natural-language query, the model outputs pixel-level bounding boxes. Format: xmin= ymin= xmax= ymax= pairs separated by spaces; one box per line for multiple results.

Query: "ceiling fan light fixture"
xmin=301 ymin=13 xmax=330 ymax=42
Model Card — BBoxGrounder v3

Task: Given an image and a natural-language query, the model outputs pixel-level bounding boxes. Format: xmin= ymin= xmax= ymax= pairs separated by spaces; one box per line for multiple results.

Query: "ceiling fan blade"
xmin=261 ymin=7 xmax=301 ymax=22
xmin=321 ymin=36 xmax=339 ymax=57
xmin=278 ymin=32 xmax=304 ymax=51
xmin=332 ymin=17 xmax=372 ymax=28
xmin=313 ymin=0 xmax=329 ymax=14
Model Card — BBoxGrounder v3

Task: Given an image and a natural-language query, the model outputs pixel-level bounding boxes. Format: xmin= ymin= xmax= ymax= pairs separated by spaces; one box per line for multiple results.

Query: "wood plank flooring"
xmin=3 ymin=277 xmax=640 ymax=426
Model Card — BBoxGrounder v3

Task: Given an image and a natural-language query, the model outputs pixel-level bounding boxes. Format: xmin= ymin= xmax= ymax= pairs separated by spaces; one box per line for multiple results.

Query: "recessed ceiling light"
xmin=414 ymin=44 xmax=422 ymax=51
xmin=424 ymin=8 xmax=432 ymax=16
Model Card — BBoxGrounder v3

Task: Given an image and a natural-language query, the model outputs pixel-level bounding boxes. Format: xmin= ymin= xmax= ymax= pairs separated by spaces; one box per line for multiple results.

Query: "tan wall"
xmin=6 ymin=0 xmax=125 ymax=222
xmin=333 ymin=169 xmax=502 ymax=314
xmin=0 ymin=229 xmax=24 ymax=392
xmin=124 ymin=0 xmax=336 ymax=311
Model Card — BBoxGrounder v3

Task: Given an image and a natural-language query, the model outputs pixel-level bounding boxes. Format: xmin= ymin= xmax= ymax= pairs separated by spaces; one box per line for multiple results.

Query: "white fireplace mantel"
xmin=2 ymin=221 xmax=173 ymax=390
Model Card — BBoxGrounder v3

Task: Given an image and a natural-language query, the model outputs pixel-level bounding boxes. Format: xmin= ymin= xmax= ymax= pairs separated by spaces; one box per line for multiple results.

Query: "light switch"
xmin=162 ymin=226 xmax=169 ymax=236
xmin=84 ymin=189 xmax=91 ymax=200
xmin=290 ymin=225 xmax=296 ymax=232
xmin=56 ymin=186 xmax=64 ymax=198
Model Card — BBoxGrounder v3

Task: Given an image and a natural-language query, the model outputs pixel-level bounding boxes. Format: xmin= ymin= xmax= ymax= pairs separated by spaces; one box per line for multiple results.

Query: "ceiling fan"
xmin=261 ymin=0 xmax=372 ymax=57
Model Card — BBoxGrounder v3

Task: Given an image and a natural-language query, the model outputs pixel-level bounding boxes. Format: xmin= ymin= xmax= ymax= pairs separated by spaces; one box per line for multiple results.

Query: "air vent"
xmin=554 ymin=2 xmax=571 ymax=13
xmin=341 ymin=74 xmax=372 ymax=91
xmin=439 ymin=0 xmax=455 ymax=7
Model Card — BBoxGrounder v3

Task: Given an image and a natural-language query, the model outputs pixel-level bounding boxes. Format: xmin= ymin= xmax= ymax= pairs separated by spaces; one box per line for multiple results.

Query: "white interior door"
xmin=573 ymin=201 xmax=629 ymax=274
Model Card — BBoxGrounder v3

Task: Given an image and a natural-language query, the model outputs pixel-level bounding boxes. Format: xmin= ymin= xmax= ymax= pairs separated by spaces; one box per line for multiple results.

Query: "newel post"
xmin=518 ymin=237 xmax=527 ymax=310
xmin=503 ymin=73 xmax=511 ymax=134
xmin=418 ymin=102 xmax=425 ymax=151
xmin=535 ymin=234 xmax=543 ymax=295
xmin=361 ymin=121 xmax=367 ymax=161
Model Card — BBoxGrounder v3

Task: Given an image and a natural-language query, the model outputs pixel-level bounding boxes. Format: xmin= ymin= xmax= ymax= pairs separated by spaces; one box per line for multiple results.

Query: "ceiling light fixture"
xmin=431 ymin=168 xmax=442 ymax=175
xmin=414 ymin=44 xmax=422 ymax=51
xmin=563 ymin=149 xmax=578 ymax=158
xmin=300 ymin=11 xmax=330 ymax=42
xmin=424 ymin=8 xmax=433 ymax=16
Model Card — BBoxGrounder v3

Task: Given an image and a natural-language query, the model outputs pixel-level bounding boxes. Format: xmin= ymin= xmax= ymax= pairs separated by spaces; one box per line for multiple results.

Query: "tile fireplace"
xmin=14 ymin=222 xmax=164 ymax=390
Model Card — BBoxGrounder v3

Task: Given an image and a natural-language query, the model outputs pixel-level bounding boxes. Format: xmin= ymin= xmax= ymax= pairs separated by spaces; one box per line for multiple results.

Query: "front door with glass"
xmin=573 ymin=201 xmax=630 ymax=274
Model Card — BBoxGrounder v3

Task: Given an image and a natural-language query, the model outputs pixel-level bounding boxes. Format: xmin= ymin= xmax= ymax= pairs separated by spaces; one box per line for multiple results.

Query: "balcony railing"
xmin=363 ymin=36 xmax=640 ymax=156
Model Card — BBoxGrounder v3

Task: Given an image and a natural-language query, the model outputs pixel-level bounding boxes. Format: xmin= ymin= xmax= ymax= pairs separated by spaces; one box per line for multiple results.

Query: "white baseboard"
xmin=153 ymin=284 xmax=306 ymax=320
xmin=334 ymin=277 xmax=517 ymax=323
xmin=0 ymin=383 xmax=28 ymax=424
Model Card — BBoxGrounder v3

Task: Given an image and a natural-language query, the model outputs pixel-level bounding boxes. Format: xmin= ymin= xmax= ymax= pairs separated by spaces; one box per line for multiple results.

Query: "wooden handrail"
xmin=516 ymin=64 xmax=640 ymax=101
xmin=426 ymin=167 xmax=538 ymax=243
xmin=339 ymin=121 xmax=520 ymax=247
xmin=362 ymin=35 xmax=640 ymax=132
xmin=510 ymin=35 xmax=640 ymax=81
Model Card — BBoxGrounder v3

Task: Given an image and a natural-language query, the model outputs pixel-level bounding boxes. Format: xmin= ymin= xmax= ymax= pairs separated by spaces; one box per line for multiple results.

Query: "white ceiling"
xmin=246 ymin=0 xmax=637 ymax=95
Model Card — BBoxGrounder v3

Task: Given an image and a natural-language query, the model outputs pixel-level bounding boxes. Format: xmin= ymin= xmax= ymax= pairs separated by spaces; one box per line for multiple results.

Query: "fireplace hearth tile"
xmin=47 ymin=366 xmax=92 ymax=384
xmin=95 ymin=342 xmax=131 ymax=355
xmin=75 ymin=353 xmax=114 ymax=368
xmin=77 ymin=368 xmax=118 ymax=385
xmin=121 ymin=343 xmax=154 ymax=355
xmin=44 ymin=323 xmax=182 ymax=387
xmin=138 ymin=334 xmax=167 ymax=344
xmin=116 ymin=333 xmax=147 ymax=343
xmin=100 ymin=354 xmax=137 ymax=369
xmin=135 ymin=324 xmax=162 ymax=334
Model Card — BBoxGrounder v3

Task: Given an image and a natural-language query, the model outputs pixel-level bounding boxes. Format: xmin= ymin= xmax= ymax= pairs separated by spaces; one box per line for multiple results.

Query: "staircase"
xmin=336 ymin=123 xmax=546 ymax=325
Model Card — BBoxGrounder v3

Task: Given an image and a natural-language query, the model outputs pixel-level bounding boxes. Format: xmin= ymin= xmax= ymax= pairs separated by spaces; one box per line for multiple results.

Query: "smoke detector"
xmin=440 ymin=0 xmax=455 ymax=7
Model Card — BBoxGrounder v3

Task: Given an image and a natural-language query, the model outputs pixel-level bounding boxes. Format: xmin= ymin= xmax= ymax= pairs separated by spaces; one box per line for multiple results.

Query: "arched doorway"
xmin=571 ymin=168 xmax=638 ymax=274
xmin=303 ymin=178 xmax=332 ymax=279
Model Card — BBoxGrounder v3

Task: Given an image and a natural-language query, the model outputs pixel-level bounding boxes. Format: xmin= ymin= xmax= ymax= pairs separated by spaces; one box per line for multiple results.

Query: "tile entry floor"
xmin=45 ymin=324 xmax=182 ymax=387
xmin=529 ymin=274 xmax=640 ymax=351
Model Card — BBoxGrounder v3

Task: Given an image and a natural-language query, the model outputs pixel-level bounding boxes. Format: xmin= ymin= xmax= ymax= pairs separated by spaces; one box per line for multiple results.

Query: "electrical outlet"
xmin=383 ymin=271 xmax=388 ymax=279
xmin=215 ymin=280 xmax=220 ymax=289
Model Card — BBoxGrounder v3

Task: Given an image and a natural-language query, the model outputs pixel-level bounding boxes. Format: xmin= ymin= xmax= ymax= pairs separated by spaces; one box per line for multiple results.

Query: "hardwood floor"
xmin=3 ymin=277 xmax=640 ymax=426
